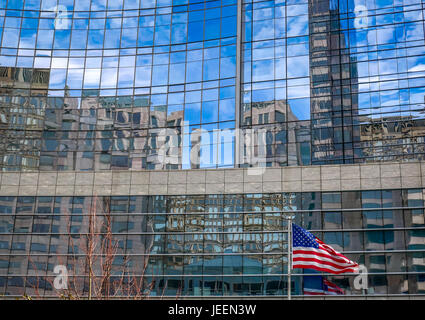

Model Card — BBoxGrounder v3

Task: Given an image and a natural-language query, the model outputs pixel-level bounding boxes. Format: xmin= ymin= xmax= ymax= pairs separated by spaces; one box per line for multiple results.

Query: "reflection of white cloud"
xmin=378 ymin=59 xmax=397 ymax=75
xmin=220 ymin=57 xmax=236 ymax=78
xmin=171 ymin=24 xmax=186 ymax=44
xmin=101 ymin=68 xmax=117 ymax=88
xmin=140 ymin=0 xmax=156 ymax=9
xmin=252 ymin=47 xmax=274 ymax=60
xmin=3 ymin=29 xmax=19 ymax=47
xmin=408 ymin=64 xmax=425 ymax=73
xmin=380 ymin=90 xmax=399 ymax=107
xmin=34 ymin=57 xmax=51 ymax=68
xmin=67 ymin=58 xmax=85 ymax=69
xmin=51 ymin=57 xmax=68 ymax=68
xmin=90 ymin=1 xmax=106 ymax=11
xmin=253 ymin=8 xmax=273 ymax=21
xmin=48 ymin=69 xmax=66 ymax=89
xmin=252 ymin=59 xmax=273 ymax=82
xmin=288 ymin=85 xmax=310 ymax=99
xmin=287 ymin=4 xmax=308 ymax=17
xmin=406 ymin=22 xmax=423 ymax=41
xmin=135 ymin=66 xmax=152 ymax=87
xmin=407 ymin=71 xmax=425 ymax=80
xmin=287 ymin=56 xmax=309 ymax=78
xmin=286 ymin=15 xmax=308 ymax=37
xmin=19 ymin=33 xmax=36 ymax=49
xmin=83 ymin=69 xmax=101 ymax=88
xmin=377 ymin=27 xmax=394 ymax=44
xmin=66 ymin=69 xmax=83 ymax=88
xmin=253 ymin=20 xmax=274 ymax=41
xmin=118 ymin=67 xmax=134 ymax=87
xmin=219 ymin=99 xmax=235 ymax=120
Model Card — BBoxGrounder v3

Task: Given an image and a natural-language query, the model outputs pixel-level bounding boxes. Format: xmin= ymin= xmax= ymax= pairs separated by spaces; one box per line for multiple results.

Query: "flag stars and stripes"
xmin=291 ymin=223 xmax=359 ymax=274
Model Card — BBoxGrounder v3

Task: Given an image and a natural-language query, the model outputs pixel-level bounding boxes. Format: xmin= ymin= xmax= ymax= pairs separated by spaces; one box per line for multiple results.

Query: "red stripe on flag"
xmin=293 ymin=256 xmax=357 ymax=270
xmin=293 ymin=248 xmax=353 ymax=265
xmin=293 ymin=264 xmax=358 ymax=274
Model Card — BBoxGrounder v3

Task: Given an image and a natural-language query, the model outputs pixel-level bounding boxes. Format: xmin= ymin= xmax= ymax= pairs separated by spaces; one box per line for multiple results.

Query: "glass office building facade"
xmin=0 ymin=0 xmax=424 ymax=298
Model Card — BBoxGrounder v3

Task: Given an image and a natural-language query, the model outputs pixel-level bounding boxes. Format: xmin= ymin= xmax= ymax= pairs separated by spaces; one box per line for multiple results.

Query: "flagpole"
xmin=287 ymin=216 xmax=292 ymax=301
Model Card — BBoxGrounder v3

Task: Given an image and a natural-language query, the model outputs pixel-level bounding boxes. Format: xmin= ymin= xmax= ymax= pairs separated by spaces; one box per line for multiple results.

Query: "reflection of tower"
xmin=309 ymin=0 xmax=360 ymax=165
xmin=240 ymin=99 xmax=311 ymax=167
xmin=286 ymin=102 xmax=311 ymax=166
xmin=0 ymin=67 xmax=49 ymax=171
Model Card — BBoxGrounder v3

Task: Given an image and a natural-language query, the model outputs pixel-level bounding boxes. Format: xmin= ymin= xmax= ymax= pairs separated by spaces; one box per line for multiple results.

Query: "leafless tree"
xmin=25 ymin=195 xmax=156 ymax=300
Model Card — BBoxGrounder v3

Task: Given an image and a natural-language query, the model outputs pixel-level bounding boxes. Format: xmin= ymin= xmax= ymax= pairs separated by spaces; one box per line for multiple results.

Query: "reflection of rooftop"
xmin=242 ymin=99 xmax=300 ymax=125
xmin=0 ymin=67 xmax=49 ymax=94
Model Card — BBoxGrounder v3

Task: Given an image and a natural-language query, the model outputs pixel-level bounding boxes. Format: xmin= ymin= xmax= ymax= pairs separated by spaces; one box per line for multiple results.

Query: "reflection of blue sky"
xmin=169 ymin=63 xmax=185 ymax=85
xmin=286 ymin=15 xmax=308 ymax=37
xmin=203 ymin=59 xmax=219 ymax=81
xmin=202 ymin=101 xmax=218 ymax=123
xmin=83 ymin=69 xmax=101 ymax=89
xmin=288 ymin=98 xmax=310 ymax=121
xmin=184 ymin=103 xmax=201 ymax=125
xmin=287 ymin=56 xmax=309 ymax=78
xmin=252 ymin=59 xmax=274 ymax=82
xmin=219 ymin=99 xmax=235 ymax=121
xmin=2 ymin=29 xmax=19 ymax=47
xmin=345 ymin=0 xmax=425 ymax=118
xmin=54 ymin=30 xmax=71 ymax=49
xmin=19 ymin=29 xmax=37 ymax=48
xmin=168 ymin=92 xmax=184 ymax=105
xmin=67 ymin=69 xmax=84 ymax=88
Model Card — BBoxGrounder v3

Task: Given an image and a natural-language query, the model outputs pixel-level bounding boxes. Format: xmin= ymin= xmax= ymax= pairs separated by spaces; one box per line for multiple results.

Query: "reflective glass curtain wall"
xmin=1 ymin=0 xmax=425 ymax=171
xmin=0 ymin=0 xmax=238 ymax=171
xmin=240 ymin=0 xmax=425 ymax=167
xmin=0 ymin=190 xmax=424 ymax=297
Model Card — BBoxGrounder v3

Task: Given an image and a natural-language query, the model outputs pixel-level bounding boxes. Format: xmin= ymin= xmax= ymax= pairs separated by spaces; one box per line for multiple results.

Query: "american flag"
xmin=303 ymin=275 xmax=345 ymax=296
xmin=292 ymin=223 xmax=359 ymax=274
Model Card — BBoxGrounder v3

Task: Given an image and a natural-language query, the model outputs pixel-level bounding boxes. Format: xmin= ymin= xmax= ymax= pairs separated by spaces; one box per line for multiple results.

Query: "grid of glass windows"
xmin=239 ymin=0 xmax=425 ymax=168
xmin=240 ymin=0 xmax=312 ymax=167
xmin=309 ymin=0 xmax=425 ymax=165
xmin=0 ymin=0 xmax=237 ymax=171
xmin=0 ymin=189 xmax=424 ymax=297
xmin=1 ymin=0 xmax=425 ymax=171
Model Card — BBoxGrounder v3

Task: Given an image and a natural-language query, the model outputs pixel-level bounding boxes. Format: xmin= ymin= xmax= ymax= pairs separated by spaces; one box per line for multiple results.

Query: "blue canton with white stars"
xmin=292 ymin=224 xmax=319 ymax=248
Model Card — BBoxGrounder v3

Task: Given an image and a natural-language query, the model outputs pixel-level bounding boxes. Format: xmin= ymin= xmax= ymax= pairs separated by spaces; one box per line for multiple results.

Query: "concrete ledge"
xmin=0 ymin=161 xmax=423 ymax=196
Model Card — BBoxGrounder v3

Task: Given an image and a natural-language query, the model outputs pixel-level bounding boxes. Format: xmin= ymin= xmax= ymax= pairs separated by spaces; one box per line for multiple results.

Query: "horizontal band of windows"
xmin=0 ymin=206 xmax=425 ymax=217
xmin=0 ymin=36 xmax=239 ymax=51
xmin=2 ymin=85 xmax=237 ymax=94
xmin=307 ymin=10 xmax=425 ymax=25
xmin=0 ymin=42 xmax=238 ymax=57
xmin=2 ymin=294 xmax=425 ymax=299
xmin=2 ymin=206 xmax=425 ymax=215
xmin=318 ymin=45 xmax=425 ymax=58
xmin=2 ymin=249 xmax=425 ymax=256
xmin=3 ymin=272 xmax=425 ymax=278
xmin=0 ymin=2 xmax=235 ymax=15
xmin=2 ymin=227 xmax=425 ymax=235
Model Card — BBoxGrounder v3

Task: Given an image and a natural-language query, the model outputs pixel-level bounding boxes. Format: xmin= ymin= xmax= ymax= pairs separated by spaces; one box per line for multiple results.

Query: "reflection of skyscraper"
xmin=309 ymin=0 xmax=360 ymax=165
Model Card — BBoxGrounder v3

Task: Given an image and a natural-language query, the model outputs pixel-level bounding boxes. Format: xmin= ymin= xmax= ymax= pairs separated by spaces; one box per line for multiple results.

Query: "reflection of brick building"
xmin=39 ymin=94 xmax=185 ymax=171
xmin=241 ymin=99 xmax=311 ymax=166
xmin=359 ymin=116 xmax=425 ymax=161
xmin=0 ymin=67 xmax=49 ymax=171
